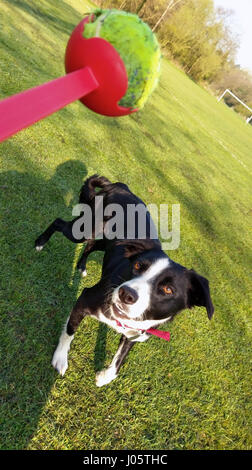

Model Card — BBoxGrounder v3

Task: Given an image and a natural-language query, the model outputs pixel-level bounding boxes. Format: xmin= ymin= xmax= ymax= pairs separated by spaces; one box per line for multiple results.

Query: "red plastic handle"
xmin=0 ymin=66 xmax=98 ymax=142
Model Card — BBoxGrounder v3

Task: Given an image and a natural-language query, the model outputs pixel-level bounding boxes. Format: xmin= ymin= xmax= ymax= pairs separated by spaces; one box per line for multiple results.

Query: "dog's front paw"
xmin=78 ymin=268 xmax=87 ymax=278
xmin=52 ymin=349 xmax=68 ymax=376
xmin=35 ymin=245 xmax=44 ymax=252
xmin=77 ymin=259 xmax=87 ymax=277
xmin=96 ymin=367 xmax=117 ymax=387
xmin=35 ymin=235 xmax=46 ymax=252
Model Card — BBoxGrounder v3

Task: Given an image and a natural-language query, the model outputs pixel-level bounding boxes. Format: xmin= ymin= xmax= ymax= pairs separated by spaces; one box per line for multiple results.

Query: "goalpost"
xmin=218 ymin=88 xmax=252 ymax=124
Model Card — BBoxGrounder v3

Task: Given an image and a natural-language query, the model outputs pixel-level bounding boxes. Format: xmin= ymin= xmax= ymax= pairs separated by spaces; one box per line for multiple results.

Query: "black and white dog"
xmin=35 ymin=175 xmax=214 ymax=386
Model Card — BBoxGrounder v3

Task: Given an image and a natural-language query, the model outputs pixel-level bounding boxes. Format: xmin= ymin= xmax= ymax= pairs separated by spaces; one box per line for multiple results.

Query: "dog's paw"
xmin=96 ymin=367 xmax=117 ymax=387
xmin=52 ymin=349 xmax=68 ymax=376
xmin=35 ymin=245 xmax=44 ymax=252
xmin=78 ymin=268 xmax=87 ymax=278
xmin=35 ymin=236 xmax=46 ymax=252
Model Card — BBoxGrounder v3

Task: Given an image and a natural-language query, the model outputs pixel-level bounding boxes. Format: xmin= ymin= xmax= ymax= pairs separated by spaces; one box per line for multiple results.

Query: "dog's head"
xmin=111 ymin=239 xmax=214 ymax=327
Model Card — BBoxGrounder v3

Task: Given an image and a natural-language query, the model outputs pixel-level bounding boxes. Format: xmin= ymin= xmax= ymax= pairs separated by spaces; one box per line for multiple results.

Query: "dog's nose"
xmin=118 ymin=286 xmax=138 ymax=305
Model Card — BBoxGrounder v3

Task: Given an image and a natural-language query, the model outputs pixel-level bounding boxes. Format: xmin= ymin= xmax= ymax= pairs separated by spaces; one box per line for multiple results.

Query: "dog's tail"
xmin=79 ymin=174 xmax=111 ymax=204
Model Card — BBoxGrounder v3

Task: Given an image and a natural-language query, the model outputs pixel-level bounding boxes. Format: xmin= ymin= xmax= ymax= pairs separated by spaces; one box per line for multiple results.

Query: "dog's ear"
xmin=187 ymin=269 xmax=214 ymax=320
xmin=116 ymin=239 xmax=162 ymax=258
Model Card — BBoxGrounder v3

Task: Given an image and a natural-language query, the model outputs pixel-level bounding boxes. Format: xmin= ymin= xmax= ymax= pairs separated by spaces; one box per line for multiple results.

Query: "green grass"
xmin=0 ymin=0 xmax=252 ymax=451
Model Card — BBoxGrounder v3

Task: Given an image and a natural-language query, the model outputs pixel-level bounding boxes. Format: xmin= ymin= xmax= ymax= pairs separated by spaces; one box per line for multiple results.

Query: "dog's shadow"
xmin=94 ymin=323 xmax=108 ymax=373
xmin=0 ymin=156 xmax=106 ymax=449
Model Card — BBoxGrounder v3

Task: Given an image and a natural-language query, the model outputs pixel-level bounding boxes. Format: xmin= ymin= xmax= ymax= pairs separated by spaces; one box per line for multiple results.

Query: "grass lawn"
xmin=0 ymin=0 xmax=252 ymax=451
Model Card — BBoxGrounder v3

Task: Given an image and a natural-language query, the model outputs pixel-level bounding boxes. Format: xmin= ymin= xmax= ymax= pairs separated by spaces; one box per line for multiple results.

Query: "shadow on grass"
xmin=94 ymin=323 xmax=108 ymax=373
xmin=4 ymin=0 xmax=82 ymax=36
xmin=0 ymin=154 xmax=105 ymax=449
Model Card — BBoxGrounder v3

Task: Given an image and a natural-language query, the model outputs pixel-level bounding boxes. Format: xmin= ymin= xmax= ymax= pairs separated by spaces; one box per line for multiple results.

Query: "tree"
xmin=157 ymin=0 xmax=238 ymax=82
xmin=152 ymin=0 xmax=184 ymax=32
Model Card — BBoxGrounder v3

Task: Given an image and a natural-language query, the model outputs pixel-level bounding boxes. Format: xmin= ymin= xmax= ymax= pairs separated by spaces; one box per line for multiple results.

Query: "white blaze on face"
xmin=113 ymin=258 xmax=170 ymax=319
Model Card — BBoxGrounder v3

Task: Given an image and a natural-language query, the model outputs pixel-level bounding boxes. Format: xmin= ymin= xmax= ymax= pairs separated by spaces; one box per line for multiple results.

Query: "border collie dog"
xmin=35 ymin=175 xmax=214 ymax=386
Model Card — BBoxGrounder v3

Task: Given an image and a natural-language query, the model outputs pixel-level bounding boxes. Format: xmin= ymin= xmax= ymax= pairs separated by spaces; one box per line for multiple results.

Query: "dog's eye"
xmin=162 ymin=285 xmax=173 ymax=295
xmin=134 ymin=261 xmax=141 ymax=270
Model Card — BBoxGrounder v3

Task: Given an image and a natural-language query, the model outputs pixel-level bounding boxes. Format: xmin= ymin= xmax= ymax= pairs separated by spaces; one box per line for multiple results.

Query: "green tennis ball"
xmin=83 ymin=9 xmax=161 ymax=109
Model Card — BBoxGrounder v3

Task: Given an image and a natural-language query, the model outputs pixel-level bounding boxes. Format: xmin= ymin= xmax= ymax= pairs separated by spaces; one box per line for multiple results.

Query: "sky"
xmin=213 ymin=0 xmax=252 ymax=72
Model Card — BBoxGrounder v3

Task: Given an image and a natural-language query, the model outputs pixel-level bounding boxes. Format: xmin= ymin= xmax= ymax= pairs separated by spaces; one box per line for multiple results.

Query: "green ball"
xmin=83 ymin=9 xmax=161 ymax=109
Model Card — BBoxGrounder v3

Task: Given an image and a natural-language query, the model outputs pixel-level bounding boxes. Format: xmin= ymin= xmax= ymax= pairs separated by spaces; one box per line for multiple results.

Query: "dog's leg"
xmin=77 ymin=239 xmax=105 ymax=277
xmin=52 ymin=298 xmax=86 ymax=376
xmin=35 ymin=217 xmax=86 ymax=251
xmin=96 ymin=335 xmax=134 ymax=387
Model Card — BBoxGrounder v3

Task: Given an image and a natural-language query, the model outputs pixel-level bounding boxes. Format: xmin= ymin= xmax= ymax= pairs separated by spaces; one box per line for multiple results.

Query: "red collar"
xmin=115 ymin=320 xmax=170 ymax=342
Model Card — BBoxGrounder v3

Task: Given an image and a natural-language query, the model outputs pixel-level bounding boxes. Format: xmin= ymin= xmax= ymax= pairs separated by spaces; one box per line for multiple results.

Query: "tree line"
xmin=94 ymin=0 xmax=252 ymax=118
